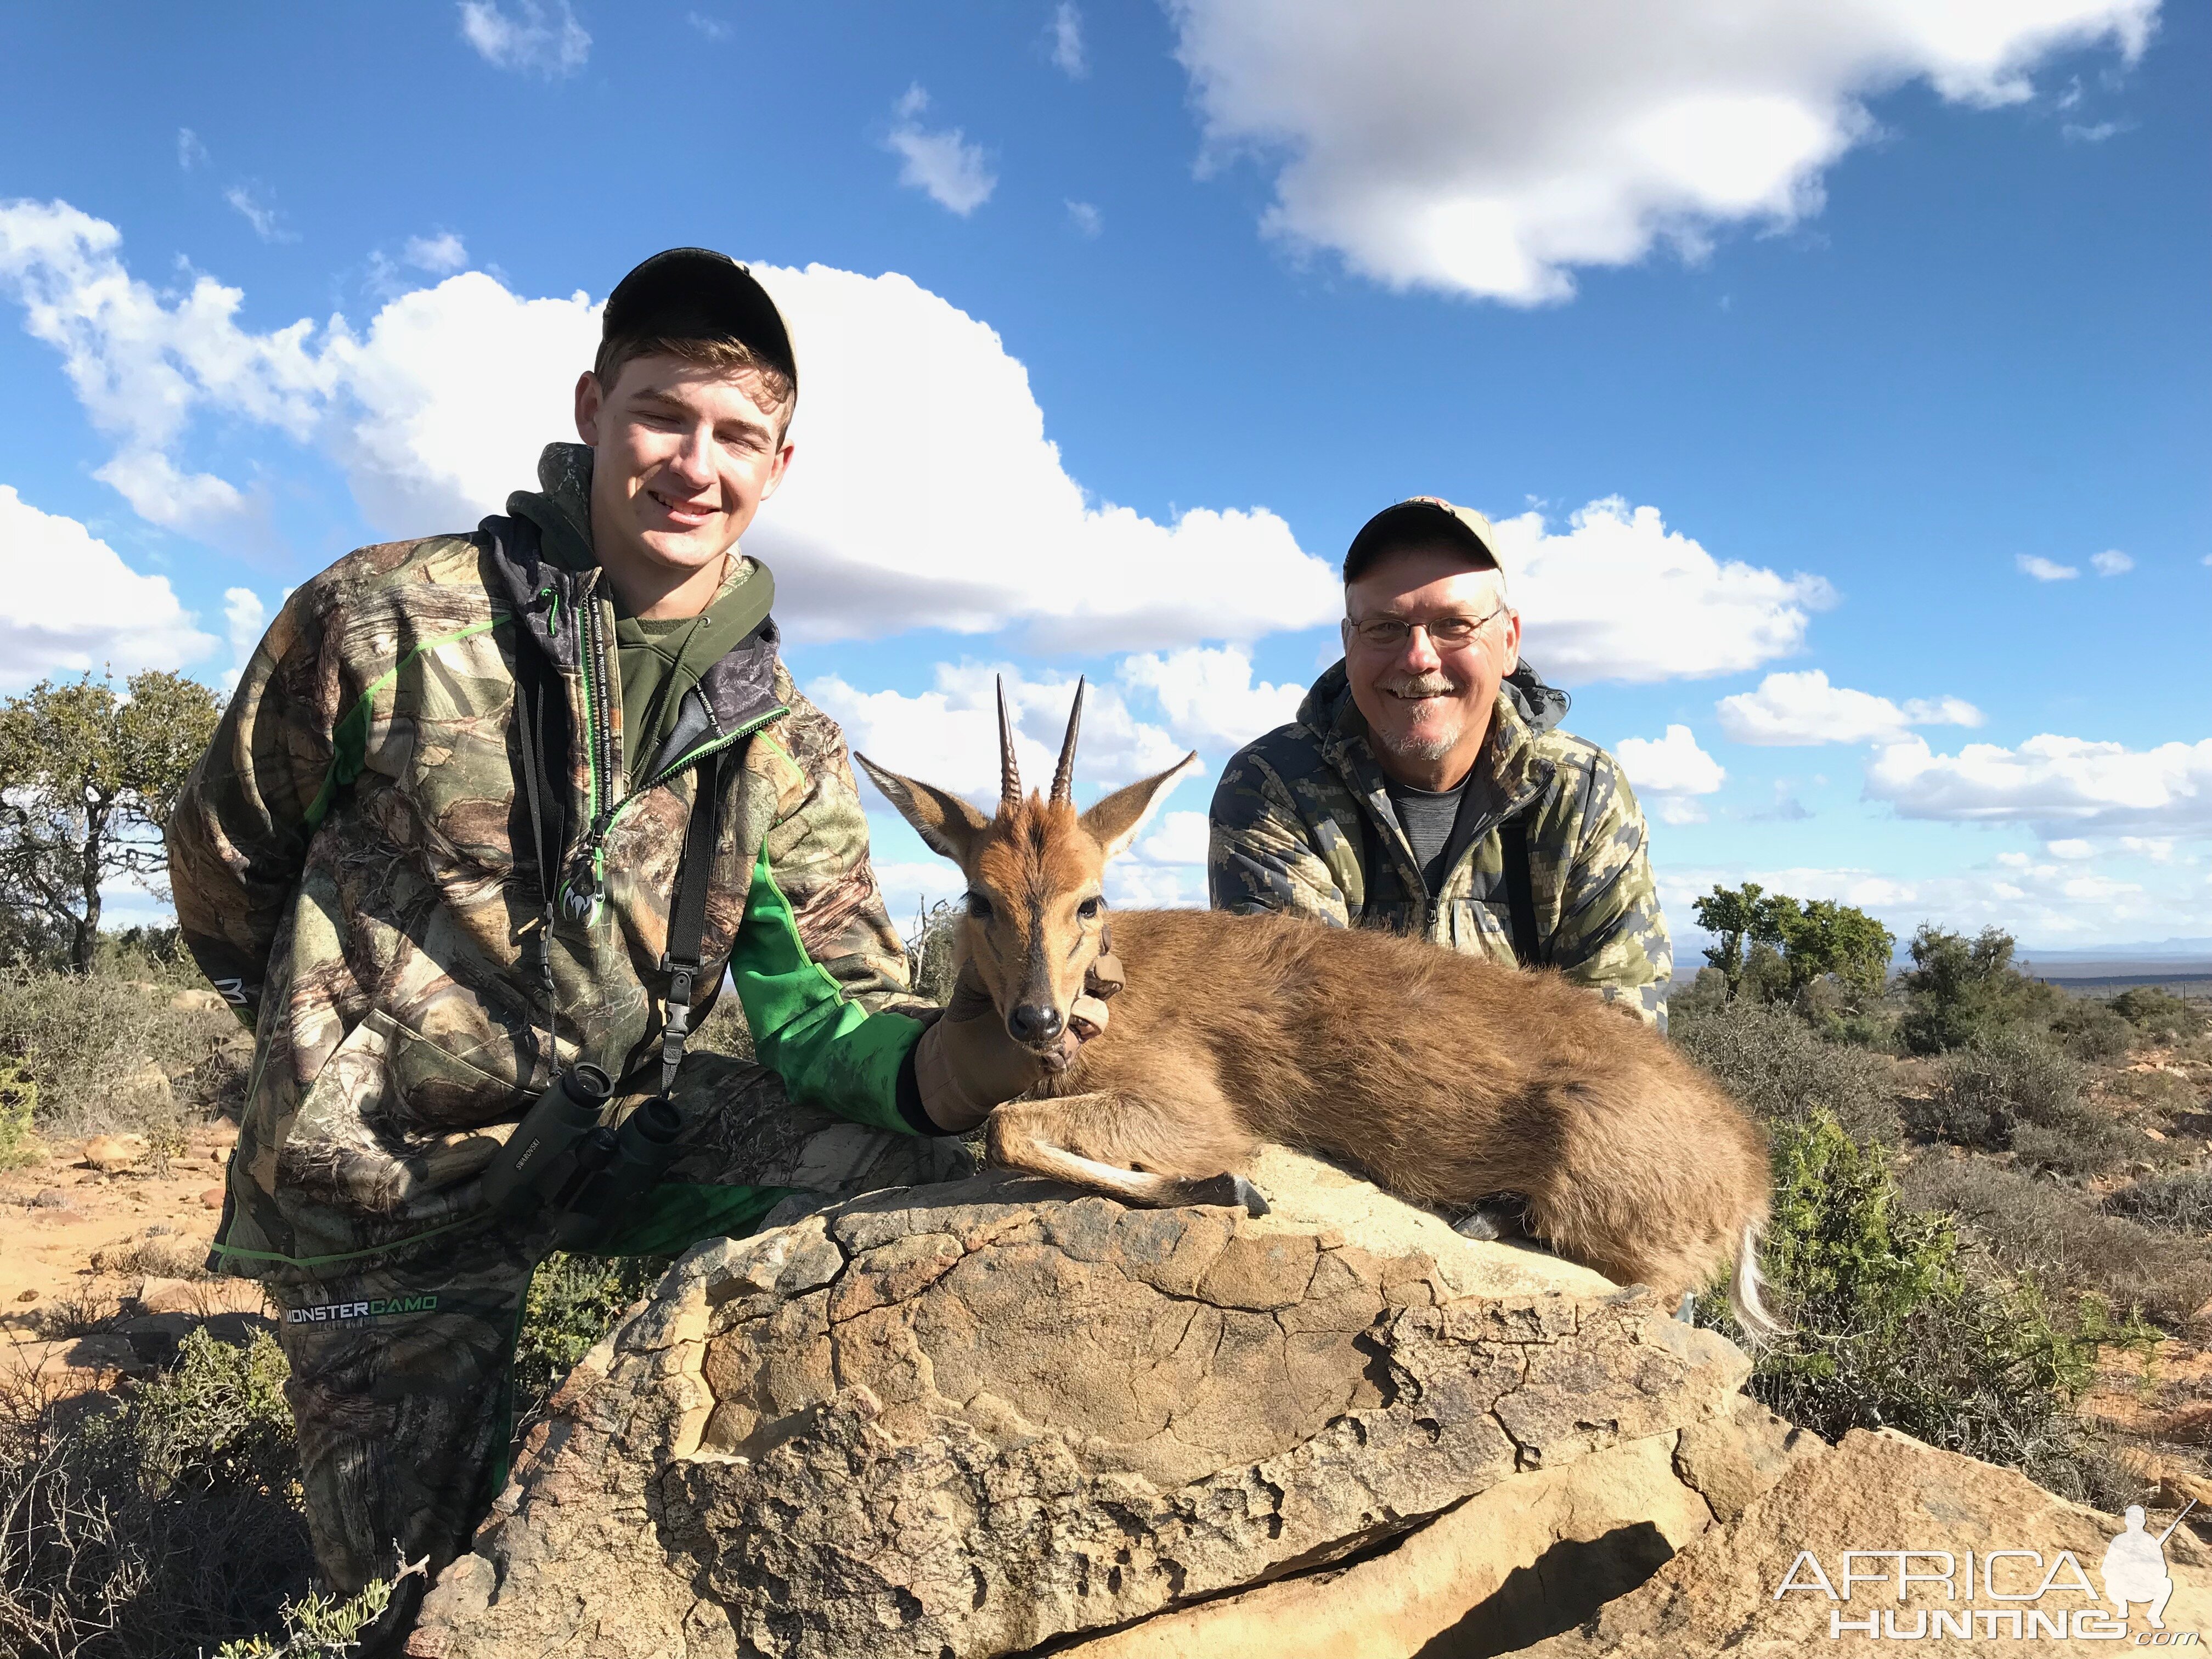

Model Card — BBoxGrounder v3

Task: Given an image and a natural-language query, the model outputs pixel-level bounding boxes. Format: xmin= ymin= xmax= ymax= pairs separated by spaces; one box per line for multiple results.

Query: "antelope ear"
xmin=854 ymin=754 xmax=991 ymax=865
xmin=1079 ymin=752 xmax=1201 ymax=861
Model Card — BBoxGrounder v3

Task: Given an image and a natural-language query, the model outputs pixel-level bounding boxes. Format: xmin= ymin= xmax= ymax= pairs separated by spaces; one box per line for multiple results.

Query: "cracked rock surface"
xmin=410 ymin=1147 xmax=1751 ymax=1659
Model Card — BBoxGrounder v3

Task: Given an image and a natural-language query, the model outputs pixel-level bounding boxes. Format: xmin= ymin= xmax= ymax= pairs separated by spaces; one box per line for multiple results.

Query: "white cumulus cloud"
xmin=0 ymin=199 xmax=334 ymax=546
xmin=1117 ymin=645 xmax=1304 ymax=750
xmin=886 ymin=86 xmax=997 ymax=216
xmin=1866 ymin=733 xmax=2212 ymax=833
xmin=2017 ymin=553 xmax=2079 ymax=580
xmin=1716 ymin=669 xmax=1983 ymax=746
xmin=402 ymin=232 xmax=469 ymax=274
xmin=0 ymin=486 xmax=217 ymax=689
xmin=223 ymin=183 xmax=296 ymax=245
xmin=220 ymin=586 xmax=268 ymax=690
xmin=1615 ymin=724 xmax=1725 ymax=823
xmin=459 ymin=0 xmax=590 ymax=77
xmin=0 ymin=202 xmax=1336 ymax=651
xmin=2091 ymin=548 xmax=2134 ymax=576
xmin=1066 ymin=200 xmax=1103 ymax=238
xmin=1169 ymin=0 xmax=2155 ymax=303
xmin=811 ymin=663 xmax=1194 ymax=810
xmin=1489 ymin=498 xmax=1834 ymax=683
xmin=1051 ymin=3 xmax=1087 ymax=77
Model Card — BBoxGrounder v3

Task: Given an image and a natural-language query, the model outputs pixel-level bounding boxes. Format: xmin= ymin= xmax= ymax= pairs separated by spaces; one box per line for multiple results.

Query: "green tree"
xmin=1692 ymin=882 xmax=1781 ymax=995
xmin=0 ymin=670 xmax=220 ymax=972
xmin=1774 ymin=899 xmax=1895 ymax=1006
xmin=1695 ymin=882 xmax=1892 ymax=1008
xmin=1896 ymin=924 xmax=2063 ymax=1054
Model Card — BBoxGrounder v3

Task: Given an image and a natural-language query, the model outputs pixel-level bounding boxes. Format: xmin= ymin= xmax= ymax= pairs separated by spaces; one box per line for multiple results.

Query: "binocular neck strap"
xmin=659 ymin=748 xmax=724 ymax=1097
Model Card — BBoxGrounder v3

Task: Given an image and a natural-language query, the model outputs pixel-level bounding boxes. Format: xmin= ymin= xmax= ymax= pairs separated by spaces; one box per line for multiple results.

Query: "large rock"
xmin=412 ymin=1148 xmax=1753 ymax=1658
xmin=1523 ymin=1427 xmax=2212 ymax=1656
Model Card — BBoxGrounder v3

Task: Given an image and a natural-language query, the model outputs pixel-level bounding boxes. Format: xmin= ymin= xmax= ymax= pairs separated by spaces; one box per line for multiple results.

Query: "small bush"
xmin=1672 ymin=998 xmax=1900 ymax=1146
xmin=1901 ymin=1159 xmax=2212 ymax=1329
xmin=512 ymin=1252 xmax=670 ymax=1452
xmin=0 ymin=970 xmax=240 ymax=1139
xmin=214 ymin=1580 xmax=394 ymax=1658
xmin=2104 ymin=1172 xmax=2212 ymax=1235
xmin=0 ymin=1328 xmax=314 ymax=1658
xmin=1705 ymin=1110 xmax=2145 ymax=1505
xmin=1903 ymin=1029 xmax=2132 ymax=1176
xmin=906 ymin=900 xmax=961 ymax=1006
xmin=1668 ymin=967 xmax=1728 ymax=1020
xmin=2111 ymin=987 xmax=2207 ymax=1044
xmin=2049 ymin=999 xmax=2136 ymax=1063
xmin=0 ymin=1060 xmax=37 ymax=1170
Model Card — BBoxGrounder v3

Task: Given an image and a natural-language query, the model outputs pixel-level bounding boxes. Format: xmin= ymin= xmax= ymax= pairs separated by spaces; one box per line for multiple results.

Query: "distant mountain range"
xmin=2016 ymin=938 xmax=2212 ymax=963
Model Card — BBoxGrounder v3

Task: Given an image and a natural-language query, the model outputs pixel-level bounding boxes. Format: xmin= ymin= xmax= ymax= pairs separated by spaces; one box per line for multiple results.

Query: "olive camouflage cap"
xmin=1343 ymin=496 xmax=1505 ymax=585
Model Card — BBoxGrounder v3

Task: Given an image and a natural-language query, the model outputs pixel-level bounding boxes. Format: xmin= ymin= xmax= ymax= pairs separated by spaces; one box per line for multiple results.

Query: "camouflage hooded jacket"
xmin=1207 ymin=662 xmax=1673 ymax=1026
xmin=168 ymin=445 xmax=932 ymax=1282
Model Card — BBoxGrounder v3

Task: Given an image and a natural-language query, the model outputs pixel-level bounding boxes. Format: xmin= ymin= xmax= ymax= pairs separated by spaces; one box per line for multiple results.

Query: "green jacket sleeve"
xmin=729 ymin=844 xmax=927 ymax=1136
xmin=726 ymin=696 xmax=936 ymax=1134
xmin=165 ymin=587 xmax=341 ymax=1024
xmin=1547 ymin=754 xmax=1673 ymax=1030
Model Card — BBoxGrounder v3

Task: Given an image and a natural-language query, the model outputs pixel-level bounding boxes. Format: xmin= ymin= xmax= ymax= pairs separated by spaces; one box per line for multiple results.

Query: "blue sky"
xmin=1 ymin=1 xmax=2205 ymax=955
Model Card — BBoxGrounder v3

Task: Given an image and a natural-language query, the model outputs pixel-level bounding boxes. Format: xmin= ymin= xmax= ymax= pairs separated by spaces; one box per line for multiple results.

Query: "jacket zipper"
xmin=562 ymin=702 xmax=789 ymax=917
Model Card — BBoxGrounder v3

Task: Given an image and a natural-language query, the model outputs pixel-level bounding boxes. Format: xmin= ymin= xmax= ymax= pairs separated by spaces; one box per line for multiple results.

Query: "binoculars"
xmin=478 ymin=1064 xmax=685 ymax=1251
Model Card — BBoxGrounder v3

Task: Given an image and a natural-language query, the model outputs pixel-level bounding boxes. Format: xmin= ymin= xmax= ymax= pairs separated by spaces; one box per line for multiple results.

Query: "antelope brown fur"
xmin=855 ymin=679 xmax=1781 ymax=1338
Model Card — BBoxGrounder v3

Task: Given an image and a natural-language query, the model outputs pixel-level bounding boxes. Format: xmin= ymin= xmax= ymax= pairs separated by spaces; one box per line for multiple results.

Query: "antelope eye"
xmin=1076 ymin=897 xmax=1103 ymax=921
xmin=965 ymin=891 xmax=994 ymax=921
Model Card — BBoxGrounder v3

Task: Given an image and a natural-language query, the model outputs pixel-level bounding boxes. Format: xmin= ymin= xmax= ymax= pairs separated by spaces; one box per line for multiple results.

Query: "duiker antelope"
xmin=856 ymin=680 xmax=1779 ymax=1335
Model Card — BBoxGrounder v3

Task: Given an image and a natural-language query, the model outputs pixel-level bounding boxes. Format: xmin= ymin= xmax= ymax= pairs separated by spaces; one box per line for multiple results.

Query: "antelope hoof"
xmin=1182 ymin=1172 xmax=1269 ymax=1217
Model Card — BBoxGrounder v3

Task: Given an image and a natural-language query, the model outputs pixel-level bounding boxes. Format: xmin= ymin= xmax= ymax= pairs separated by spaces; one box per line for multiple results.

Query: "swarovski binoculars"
xmin=478 ymin=1063 xmax=685 ymax=1251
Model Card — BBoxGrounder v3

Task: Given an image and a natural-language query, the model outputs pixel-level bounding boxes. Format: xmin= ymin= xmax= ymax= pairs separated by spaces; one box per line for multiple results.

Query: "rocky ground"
xmin=0 ymin=1116 xmax=272 ymax=1396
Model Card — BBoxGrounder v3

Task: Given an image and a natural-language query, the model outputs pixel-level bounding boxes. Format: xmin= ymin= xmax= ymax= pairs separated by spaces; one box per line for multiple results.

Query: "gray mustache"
xmin=1381 ymin=675 xmax=1462 ymax=698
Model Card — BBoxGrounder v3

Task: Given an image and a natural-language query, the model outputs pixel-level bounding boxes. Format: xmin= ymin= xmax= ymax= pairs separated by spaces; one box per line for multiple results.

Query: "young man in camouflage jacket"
xmin=1208 ymin=496 xmax=1673 ymax=1027
xmin=167 ymin=250 xmax=1048 ymax=1646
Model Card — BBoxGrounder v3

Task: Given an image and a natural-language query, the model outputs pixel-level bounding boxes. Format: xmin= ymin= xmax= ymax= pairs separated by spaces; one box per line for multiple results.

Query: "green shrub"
xmin=1702 ymin=1110 xmax=2144 ymax=1507
xmin=512 ymin=1252 xmax=671 ymax=1449
xmin=1669 ymin=967 xmax=1728 ymax=1020
xmin=1901 ymin=1159 xmax=2212 ymax=1328
xmin=1897 ymin=926 xmax=2066 ymax=1055
xmin=0 ymin=969 xmax=241 ymax=1138
xmin=2048 ymin=998 xmax=2135 ymax=1063
xmin=0 ymin=1328 xmax=314 ymax=1658
xmin=2111 ymin=987 xmax=2207 ymax=1043
xmin=215 ymin=1580 xmax=394 ymax=1658
xmin=1672 ymin=997 xmax=1900 ymax=1146
xmin=1903 ymin=1029 xmax=2132 ymax=1175
xmin=2104 ymin=1172 xmax=2212 ymax=1235
xmin=0 ymin=1059 xmax=36 ymax=1170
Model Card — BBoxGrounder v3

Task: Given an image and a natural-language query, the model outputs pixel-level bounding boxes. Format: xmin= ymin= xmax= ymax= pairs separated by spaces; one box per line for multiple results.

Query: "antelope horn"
xmin=1051 ymin=677 xmax=1086 ymax=808
xmin=996 ymin=675 xmax=1022 ymax=810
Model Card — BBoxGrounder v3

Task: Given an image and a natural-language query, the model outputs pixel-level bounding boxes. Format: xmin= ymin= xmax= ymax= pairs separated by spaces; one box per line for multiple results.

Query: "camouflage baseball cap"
xmin=1342 ymin=496 xmax=1504 ymax=584
xmin=604 ymin=247 xmax=798 ymax=395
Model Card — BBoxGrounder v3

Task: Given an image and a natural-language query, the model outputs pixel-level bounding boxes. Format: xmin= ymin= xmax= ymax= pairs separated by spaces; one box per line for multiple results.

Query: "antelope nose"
xmin=1008 ymin=1003 xmax=1064 ymax=1044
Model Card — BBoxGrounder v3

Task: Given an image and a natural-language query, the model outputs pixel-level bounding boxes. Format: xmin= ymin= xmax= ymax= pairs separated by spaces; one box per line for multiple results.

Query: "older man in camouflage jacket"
xmin=1209 ymin=497 xmax=1672 ymax=1027
xmin=167 ymin=250 xmax=1052 ymax=1649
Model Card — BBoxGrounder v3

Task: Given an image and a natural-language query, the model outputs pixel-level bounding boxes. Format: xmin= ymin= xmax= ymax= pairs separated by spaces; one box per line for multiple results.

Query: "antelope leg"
xmin=985 ymin=1093 xmax=1267 ymax=1216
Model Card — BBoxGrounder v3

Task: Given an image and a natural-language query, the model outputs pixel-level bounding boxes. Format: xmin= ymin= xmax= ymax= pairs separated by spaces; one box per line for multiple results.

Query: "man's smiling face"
xmin=1342 ymin=544 xmax=1520 ymax=791
xmin=574 ymin=352 xmax=793 ymax=613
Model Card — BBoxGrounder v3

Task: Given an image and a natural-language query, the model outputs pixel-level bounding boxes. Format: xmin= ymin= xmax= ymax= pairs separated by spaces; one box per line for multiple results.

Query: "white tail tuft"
xmin=1729 ymin=1222 xmax=1790 ymax=1346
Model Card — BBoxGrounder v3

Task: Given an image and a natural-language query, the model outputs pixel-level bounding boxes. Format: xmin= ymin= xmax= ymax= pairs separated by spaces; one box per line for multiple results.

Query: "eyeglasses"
xmin=1342 ymin=603 xmax=1508 ymax=651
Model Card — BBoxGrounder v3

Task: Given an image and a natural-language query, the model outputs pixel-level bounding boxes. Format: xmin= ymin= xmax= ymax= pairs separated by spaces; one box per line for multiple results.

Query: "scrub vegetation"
xmin=3 ymin=697 xmax=2209 ymax=1652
